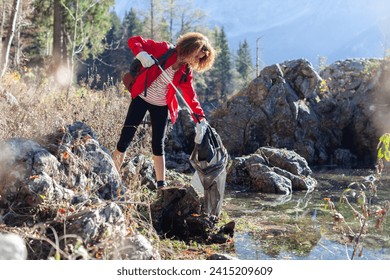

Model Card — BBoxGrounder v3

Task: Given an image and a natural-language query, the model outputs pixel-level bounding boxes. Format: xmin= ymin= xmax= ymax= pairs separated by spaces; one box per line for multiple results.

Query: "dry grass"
xmin=0 ymin=70 xmax=130 ymax=151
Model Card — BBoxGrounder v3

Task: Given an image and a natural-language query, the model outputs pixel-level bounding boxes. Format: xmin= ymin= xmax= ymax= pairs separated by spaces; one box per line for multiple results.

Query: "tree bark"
xmin=14 ymin=2 xmax=22 ymax=67
xmin=53 ymin=0 xmax=62 ymax=66
xmin=0 ymin=0 xmax=6 ymax=64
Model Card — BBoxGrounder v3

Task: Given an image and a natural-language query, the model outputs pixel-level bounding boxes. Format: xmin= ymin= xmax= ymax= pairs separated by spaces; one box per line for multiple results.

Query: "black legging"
xmin=116 ymin=96 xmax=168 ymax=155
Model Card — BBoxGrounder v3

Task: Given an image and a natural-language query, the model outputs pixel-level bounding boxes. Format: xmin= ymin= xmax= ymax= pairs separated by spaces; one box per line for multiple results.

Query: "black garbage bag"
xmin=189 ymin=124 xmax=228 ymax=216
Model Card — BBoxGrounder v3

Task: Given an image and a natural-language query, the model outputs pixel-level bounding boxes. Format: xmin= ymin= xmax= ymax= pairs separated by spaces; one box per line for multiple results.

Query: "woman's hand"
xmin=195 ymin=119 xmax=208 ymax=144
xmin=136 ymin=51 xmax=155 ymax=68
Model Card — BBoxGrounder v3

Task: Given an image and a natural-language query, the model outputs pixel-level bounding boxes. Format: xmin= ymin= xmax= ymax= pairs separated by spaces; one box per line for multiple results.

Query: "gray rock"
xmin=211 ymin=58 xmax=388 ymax=168
xmin=66 ymin=202 xmax=126 ymax=244
xmin=119 ymin=234 xmax=161 ymax=260
xmin=207 ymin=253 xmax=238 ymax=260
xmin=227 ymin=147 xmax=316 ymax=193
xmin=0 ymin=233 xmax=27 ymax=260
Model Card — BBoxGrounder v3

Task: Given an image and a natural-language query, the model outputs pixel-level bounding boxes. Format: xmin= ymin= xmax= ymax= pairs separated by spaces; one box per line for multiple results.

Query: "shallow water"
xmin=224 ymin=169 xmax=390 ymax=260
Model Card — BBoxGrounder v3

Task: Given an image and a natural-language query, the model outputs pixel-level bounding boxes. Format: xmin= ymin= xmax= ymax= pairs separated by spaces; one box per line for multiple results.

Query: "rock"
xmin=227 ymin=147 xmax=316 ymax=193
xmin=211 ymin=58 xmax=388 ymax=168
xmin=254 ymin=171 xmax=292 ymax=194
xmin=58 ymin=121 xmax=125 ymax=199
xmin=217 ymin=221 xmax=235 ymax=237
xmin=0 ymin=88 xmax=19 ymax=106
xmin=151 ymin=186 xmax=235 ymax=244
xmin=0 ymin=138 xmax=73 ymax=212
xmin=207 ymin=253 xmax=238 ymax=260
xmin=0 ymin=233 xmax=27 ymax=260
xmin=119 ymin=234 xmax=161 ymax=260
xmin=334 ymin=148 xmax=357 ymax=168
xmin=66 ymin=202 xmax=126 ymax=244
xmin=259 ymin=147 xmax=312 ymax=176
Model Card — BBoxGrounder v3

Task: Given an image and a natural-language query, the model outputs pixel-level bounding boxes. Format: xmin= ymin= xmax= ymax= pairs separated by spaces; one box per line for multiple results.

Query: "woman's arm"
xmin=128 ymin=36 xmax=169 ymax=58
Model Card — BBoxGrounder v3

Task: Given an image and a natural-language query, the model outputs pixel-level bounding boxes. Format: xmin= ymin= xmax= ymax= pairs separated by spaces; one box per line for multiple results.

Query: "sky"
xmin=113 ymin=0 xmax=390 ymax=66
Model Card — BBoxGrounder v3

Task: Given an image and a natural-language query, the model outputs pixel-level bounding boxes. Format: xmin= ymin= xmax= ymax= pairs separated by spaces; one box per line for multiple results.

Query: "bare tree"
xmin=13 ymin=1 xmax=23 ymax=67
xmin=0 ymin=0 xmax=7 ymax=63
xmin=1 ymin=0 xmax=21 ymax=77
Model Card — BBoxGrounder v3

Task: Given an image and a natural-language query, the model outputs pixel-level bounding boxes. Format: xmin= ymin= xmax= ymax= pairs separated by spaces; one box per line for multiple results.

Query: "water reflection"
xmin=225 ymin=169 xmax=390 ymax=260
xmin=234 ymin=233 xmax=390 ymax=260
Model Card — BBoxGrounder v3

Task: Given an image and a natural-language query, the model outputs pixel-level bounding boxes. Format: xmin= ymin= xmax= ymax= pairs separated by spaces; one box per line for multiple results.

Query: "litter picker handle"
xmin=151 ymin=55 xmax=202 ymax=123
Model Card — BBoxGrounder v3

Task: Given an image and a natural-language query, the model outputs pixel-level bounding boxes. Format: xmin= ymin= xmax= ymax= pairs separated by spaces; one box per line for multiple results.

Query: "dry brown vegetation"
xmin=0 ymin=70 xmax=130 ymax=151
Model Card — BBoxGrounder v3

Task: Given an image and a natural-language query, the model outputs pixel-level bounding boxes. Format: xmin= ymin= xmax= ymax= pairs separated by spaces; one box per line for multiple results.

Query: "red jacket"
xmin=128 ymin=36 xmax=204 ymax=124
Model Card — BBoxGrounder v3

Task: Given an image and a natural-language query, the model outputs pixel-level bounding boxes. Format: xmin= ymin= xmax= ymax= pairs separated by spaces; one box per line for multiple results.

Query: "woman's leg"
xmin=113 ymin=149 xmax=126 ymax=172
xmin=114 ymin=97 xmax=148 ymax=171
xmin=153 ymin=155 xmax=166 ymax=183
xmin=148 ymin=103 xmax=169 ymax=185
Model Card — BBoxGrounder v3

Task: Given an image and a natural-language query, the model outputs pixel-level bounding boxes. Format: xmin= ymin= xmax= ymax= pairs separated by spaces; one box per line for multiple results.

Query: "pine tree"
xmin=236 ymin=40 xmax=253 ymax=83
xmin=210 ymin=27 xmax=232 ymax=103
xmin=28 ymin=0 xmax=54 ymax=63
xmin=120 ymin=8 xmax=143 ymax=67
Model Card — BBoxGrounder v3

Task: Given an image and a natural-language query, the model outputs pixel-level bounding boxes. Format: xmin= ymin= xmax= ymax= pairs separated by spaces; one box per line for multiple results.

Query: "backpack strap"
xmin=143 ymin=44 xmax=176 ymax=97
xmin=158 ymin=44 xmax=176 ymax=69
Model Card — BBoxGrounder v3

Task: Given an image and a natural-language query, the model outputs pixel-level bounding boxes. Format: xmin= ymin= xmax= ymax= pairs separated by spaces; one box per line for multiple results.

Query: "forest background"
xmin=0 ymin=0 xmax=255 ymax=109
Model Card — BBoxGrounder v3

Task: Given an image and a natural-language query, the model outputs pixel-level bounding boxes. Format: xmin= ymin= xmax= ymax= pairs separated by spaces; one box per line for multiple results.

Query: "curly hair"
xmin=176 ymin=32 xmax=216 ymax=72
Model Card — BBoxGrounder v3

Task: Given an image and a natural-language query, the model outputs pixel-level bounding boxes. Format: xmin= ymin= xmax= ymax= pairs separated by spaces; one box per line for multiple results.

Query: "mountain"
xmin=114 ymin=0 xmax=390 ymax=66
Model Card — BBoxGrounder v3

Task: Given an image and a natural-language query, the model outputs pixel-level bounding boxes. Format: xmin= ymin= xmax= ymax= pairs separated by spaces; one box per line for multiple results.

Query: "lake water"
xmin=224 ymin=169 xmax=390 ymax=260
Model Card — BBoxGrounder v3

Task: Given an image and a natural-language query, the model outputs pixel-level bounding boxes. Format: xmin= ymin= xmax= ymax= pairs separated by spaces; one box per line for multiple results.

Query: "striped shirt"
xmin=139 ymin=66 xmax=176 ymax=106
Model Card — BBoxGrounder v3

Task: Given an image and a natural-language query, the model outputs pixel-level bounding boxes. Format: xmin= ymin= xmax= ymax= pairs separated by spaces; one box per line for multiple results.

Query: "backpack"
xmin=122 ymin=45 xmax=189 ymax=92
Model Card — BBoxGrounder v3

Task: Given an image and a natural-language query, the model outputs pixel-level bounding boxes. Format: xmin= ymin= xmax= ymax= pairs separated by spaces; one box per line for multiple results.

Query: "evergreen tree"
xmin=210 ymin=26 xmax=232 ymax=103
xmin=29 ymin=0 xmax=55 ymax=63
xmin=122 ymin=8 xmax=143 ymax=40
xmin=158 ymin=16 xmax=171 ymax=42
xmin=236 ymin=40 xmax=253 ymax=83
xmin=118 ymin=9 xmax=143 ymax=72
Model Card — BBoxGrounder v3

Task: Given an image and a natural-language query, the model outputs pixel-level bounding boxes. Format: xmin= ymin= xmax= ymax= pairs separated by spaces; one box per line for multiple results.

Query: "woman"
xmin=113 ymin=32 xmax=216 ymax=188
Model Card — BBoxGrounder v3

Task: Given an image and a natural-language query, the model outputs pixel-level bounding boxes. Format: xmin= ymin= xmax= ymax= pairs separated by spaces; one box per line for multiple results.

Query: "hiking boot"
xmin=156 ymin=180 xmax=167 ymax=188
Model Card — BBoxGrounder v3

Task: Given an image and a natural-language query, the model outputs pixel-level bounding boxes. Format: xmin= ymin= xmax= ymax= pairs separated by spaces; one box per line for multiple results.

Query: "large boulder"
xmin=227 ymin=147 xmax=317 ymax=193
xmin=211 ymin=58 xmax=388 ymax=168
